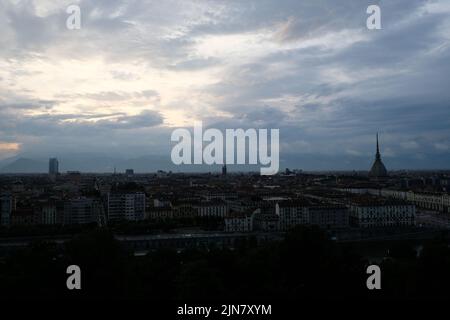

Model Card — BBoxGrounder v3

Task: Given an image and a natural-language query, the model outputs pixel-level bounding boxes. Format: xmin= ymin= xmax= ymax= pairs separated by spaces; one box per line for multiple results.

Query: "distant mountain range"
xmin=0 ymin=152 xmax=449 ymax=173
xmin=0 ymin=154 xmax=225 ymax=174
xmin=0 ymin=158 xmax=47 ymax=173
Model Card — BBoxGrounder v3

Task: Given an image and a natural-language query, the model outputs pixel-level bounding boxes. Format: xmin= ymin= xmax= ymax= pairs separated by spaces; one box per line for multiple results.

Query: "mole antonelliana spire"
xmin=369 ymin=133 xmax=388 ymax=178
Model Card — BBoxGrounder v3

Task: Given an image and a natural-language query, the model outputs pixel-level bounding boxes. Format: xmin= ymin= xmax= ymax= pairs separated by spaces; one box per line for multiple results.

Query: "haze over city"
xmin=1 ymin=0 xmax=450 ymax=172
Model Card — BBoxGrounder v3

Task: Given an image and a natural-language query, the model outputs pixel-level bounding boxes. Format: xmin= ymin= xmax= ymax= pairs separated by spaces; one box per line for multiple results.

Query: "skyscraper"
xmin=49 ymin=158 xmax=59 ymax=175
xmin=369 ymin=133 xmax=388 ymax=178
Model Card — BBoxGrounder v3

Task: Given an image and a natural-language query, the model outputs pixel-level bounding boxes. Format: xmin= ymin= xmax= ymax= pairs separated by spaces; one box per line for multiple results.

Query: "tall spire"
xmin=375 ymin=133 xmax=381 ymax=160
xmin=369 ymin=132 xmax=388 ymax=178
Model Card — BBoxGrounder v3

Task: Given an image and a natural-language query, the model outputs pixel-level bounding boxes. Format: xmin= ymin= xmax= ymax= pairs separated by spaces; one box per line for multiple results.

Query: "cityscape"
xmin=1 ymin=0 xmax=450 ymax=310
xmin=1 ymin=136 xmax=450 ymax=300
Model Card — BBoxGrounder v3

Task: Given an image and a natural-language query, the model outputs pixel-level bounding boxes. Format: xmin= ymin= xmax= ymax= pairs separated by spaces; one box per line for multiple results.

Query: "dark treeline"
xmin=1 ymin=226 xmax=450 ymax=300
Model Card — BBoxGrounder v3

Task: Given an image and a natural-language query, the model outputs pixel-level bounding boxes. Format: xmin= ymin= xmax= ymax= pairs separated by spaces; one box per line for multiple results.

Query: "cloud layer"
xmin=0 ymin=0 xmax=450 ymax=170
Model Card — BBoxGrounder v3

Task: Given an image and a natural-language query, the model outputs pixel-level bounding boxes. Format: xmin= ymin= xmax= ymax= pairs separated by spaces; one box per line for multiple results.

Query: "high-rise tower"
xmin=49 ymin=158 xmax=59 ymax=175
xmin=369 ymin=133 xmax=388 ymax=178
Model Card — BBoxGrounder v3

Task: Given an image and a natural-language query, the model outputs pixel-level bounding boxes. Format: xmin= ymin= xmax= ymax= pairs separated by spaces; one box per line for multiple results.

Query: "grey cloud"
xmin=0 ymin=109 xmax=163 ymax=138
xmin=167 ymin=57 xmax=221 ymax=71
xmin=96 ymin=110 xmax=164 ymax=129
xmin=0 ymin=99 xmax=60 ymax=110
xmin=1 ymin=0 xmax=450 ymax=169
xmin=57 ymin=90 xmax=160 ymax=101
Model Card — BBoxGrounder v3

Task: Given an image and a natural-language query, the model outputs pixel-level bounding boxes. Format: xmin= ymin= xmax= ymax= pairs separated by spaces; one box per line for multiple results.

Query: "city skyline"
xmin=1 ymin=0 xmax=450 ymax=170
xmin=1 ymin=132 xmax=449 ymax=173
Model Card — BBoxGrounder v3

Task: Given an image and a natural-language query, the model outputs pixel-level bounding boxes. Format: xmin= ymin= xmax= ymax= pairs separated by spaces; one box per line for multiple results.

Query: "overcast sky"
xmin=0 ymin=0 xmax=449 ymax=170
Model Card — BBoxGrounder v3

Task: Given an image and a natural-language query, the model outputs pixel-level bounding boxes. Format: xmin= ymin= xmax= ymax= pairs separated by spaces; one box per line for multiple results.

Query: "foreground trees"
xmin=1 ymin=227 xmax=450 ymax=299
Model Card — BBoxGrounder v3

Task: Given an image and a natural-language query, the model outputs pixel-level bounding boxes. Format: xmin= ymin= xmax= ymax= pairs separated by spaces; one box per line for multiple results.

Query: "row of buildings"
xmin=0 ymin=189 xmax=416 ymax=232
xmin=0 ymin=194 xmax=105 ymax=226
xmin=225 ymin=201 xmax=349 ymax=232
xmin=0 ymin=192 xmax=144 ymax=227
xmin=224 ymin=196 xmax=415 ymax=232
xmin=341 ymin=188 xmax=450 ymax=213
